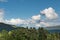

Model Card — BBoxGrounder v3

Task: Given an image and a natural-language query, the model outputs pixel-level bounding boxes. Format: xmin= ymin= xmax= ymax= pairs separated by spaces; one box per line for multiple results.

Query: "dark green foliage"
xmin=0 ymin=27 xmax=60 ymax=40
xmin=0 ymin=23 xmax=15 ymax=31
xmin=38 ymin=27 xmax=47 ymax=40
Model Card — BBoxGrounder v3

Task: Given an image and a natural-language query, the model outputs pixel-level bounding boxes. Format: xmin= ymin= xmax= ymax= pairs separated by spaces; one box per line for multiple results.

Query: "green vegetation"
xmin=0 ymin=27 xmax=60 ymax=40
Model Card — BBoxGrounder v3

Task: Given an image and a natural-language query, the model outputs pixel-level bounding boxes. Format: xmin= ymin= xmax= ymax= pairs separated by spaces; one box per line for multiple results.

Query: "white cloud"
xmin=5 ymin=18 xmax=26 ymax=25
xmin=35 ymin=23 xmax=41 ymax=27
xmin=0 ymin=0 xmax=7 ymax=2
xmin=31 ymin=15 xmax=41 ymax=20
xmin=40 ymin=7 xmax=58 ymax=19
xmin=40 ymin=22 xmax=50 ymax=27
xmin=0 ymin=7 xmax=59 ymax=27
xmin=0 ymin=9 xmax=4 ymax=22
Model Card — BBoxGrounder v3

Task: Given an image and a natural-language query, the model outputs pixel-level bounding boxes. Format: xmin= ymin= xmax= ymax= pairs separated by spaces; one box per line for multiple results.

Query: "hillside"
xmin=45 ymin=25 xmax=60 ymax=32
xmin=0 ymin=22 xmax=15 ymax=31
xmin=45 ymin=25 xmax=60 ymax=30
xmin=0 ymin=22 xmax=60 ymax=32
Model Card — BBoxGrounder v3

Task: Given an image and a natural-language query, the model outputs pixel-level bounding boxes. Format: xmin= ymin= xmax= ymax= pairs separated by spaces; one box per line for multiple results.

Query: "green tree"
xmin=38 ymin=27 xmax=48 ymax=40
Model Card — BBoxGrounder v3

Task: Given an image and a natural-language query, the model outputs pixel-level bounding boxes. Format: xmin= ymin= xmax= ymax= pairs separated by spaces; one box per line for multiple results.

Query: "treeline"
xmin=0 ymin=27 xmax=60 ymax=40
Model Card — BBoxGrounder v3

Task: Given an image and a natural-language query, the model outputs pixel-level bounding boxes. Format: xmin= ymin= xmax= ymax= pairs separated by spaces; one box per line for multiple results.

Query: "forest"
xmin=0 ymin=26 xmax=60 ymax=40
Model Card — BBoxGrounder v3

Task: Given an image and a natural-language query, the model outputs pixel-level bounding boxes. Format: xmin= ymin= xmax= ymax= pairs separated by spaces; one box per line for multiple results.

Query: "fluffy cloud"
xmin=0 ymin=0 xmax=7 ymax=2
xmin=40 ymin=22 xmax=50 ymax=27
xmin=40 ymin=7 xmax=58 ymax=19
xmin=35 ymin=23 xmax=41 ymax=27
xmin=0 ymin=9 xmax=27 ymax=25
xmin=0 ymin=7 xmax=59 ymax=27
xmin=5 ymin=18 xmax=26 ymax=25
xmin=31 ymin=15 xmax=41 ymax=20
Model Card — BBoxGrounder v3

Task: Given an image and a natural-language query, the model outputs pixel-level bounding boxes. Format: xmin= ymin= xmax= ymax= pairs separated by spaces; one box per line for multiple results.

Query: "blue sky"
xmin=0 ymin=0 xmax=60 ymax=27
xmin=0 ymin=0 xmax=60 ymax=19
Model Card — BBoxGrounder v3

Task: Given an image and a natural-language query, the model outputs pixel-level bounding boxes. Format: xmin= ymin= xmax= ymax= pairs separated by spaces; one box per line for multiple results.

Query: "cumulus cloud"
xmin=31 ymin=15 xmax=41 ymax=20
xmin=0 ymin=0 xmax=7 ymax=2
xmin=40 ymin=7 xmax=58 ymax=19
xmin=40 ymin=22 xmax=50 ymax=27
xmin=5 ymin=18 xmax=26 ymax=25
xmin=0 ymin=7 xmax=59 ymax=27
xmin=35 ymin=23 xmax=41 ymax=27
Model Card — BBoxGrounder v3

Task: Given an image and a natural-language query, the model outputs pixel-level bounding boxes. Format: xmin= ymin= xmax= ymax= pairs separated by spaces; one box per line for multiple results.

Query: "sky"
xmin=0 ymin=0 xmax=60 ymax=28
